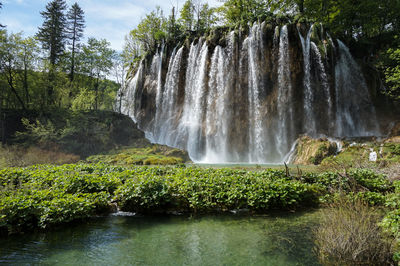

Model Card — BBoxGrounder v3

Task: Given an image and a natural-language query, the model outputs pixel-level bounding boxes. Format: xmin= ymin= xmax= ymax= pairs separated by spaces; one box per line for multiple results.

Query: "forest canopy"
xmin=0 ymin=0 xmax=121 ymax=112
xmin=124 ymin=0 xmax=400 ymax=101
xmin=0 ymin=0 xmax=400 ymax=113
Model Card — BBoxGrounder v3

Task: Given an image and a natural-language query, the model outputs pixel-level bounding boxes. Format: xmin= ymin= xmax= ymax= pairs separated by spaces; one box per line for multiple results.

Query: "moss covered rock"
xmin=292 ymin=136 xmax=338 ymax=165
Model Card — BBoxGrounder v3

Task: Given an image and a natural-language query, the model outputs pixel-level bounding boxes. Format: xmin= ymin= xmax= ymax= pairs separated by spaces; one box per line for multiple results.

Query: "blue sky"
xmin=1 ymin=0 xmax=221 ymax=51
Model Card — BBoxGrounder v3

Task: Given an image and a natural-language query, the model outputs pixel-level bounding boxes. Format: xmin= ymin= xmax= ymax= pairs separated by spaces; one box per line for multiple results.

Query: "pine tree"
xmin=66 ymin=2 xmax=85 ymax=81
xmin=36 ymin=0 xmax=67 ymax=66
xmin=0 ymin=2 xmax=5 ymax=28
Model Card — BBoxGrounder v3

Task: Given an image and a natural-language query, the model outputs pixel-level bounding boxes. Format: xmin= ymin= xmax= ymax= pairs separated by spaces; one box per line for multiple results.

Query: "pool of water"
xmin=0 ymin=211 xmax=321 ymax=265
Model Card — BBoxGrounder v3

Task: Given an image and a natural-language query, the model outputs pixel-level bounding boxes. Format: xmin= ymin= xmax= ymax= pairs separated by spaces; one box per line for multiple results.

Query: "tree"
xmin=36 ymin=0 xmax=67 ymax=105
xmin=0 ymin=1 xmax=5 ymax=28
xmin=66 ymin=2 xmax=85 ymax=81
xmin=179 ymin=0 xmax=216 ymax=33
xmin=0 ymin=32 xmax=26 ymax=110
xmin=129 ymin=7 xmax=166 ymax=52
xmin=36 ymin=0 xmax=67 ymax=66
xmin=19 ymin=37 xmax=40 ymax=106
xmin=197 ymin=3 xmax=216 ymax=33
xmin=180 ymin=0 xmax=195 ymax=31
xmin=383 ymin=45 xmax=400 ymax=101
xmin=166 ymin=6 xmax=182 ymax=42
xmin=123 ymin=33 xmax=142 ymax=68
xmin=79 ymin=38 xmax=116 ymax=110
xmin=218 ymin=0 xmax=271 ymax=27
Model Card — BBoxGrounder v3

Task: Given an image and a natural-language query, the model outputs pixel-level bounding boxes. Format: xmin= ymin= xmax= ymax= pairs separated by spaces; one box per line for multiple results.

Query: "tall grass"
xmin=0 ymin=146 xmax=79 ymax=168
xmin=314 ymin=197 xmax=395 ymax=265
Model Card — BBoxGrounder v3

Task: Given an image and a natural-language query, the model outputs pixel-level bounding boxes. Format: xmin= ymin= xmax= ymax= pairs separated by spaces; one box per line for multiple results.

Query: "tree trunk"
xmin=6 ymin=66 xmax=26 ymax=110
xmin=299 ymin=0 xmax=304 ymax=14
xmin=0 ymin=88 xmax=5 ymax=146
xmin=23 ymin=53 xmax=30 ymax=106
xmin=70 ymin=27 xmax=76 ymax=82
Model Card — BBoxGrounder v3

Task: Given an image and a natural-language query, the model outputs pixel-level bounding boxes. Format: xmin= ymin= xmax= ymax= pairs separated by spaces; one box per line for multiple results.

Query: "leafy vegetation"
xmin=0 ymin=164 xmax=395 ymax=234
xmin=0 ymin=0 xmax=120 ymax=114
xmin=0 ymin=162 xmax=398 ymax=263
xmin=13 ymin=110 xmax=145 ymax=158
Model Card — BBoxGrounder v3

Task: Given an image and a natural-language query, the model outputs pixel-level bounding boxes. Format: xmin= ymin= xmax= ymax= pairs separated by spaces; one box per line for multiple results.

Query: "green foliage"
xmin=348 ymin=169 xmax=392 ymax=193
xmin=0 ymin=163 xmax=397 ymax=236
xmin=179 ymin=0 xmax=195 ymax=31
xmin=114 ymin=167 xmax=323 ymax=213
xmin=0 ymin=164 xmax=322 ymax=233
xmin=66 ymin=2 xmax=85 ymax=81
xmin=383 ymin=44 xmax=400 ymax=101
xmin=15 ymin=110 xmax=143 ymax=158
xmin=0 ymin=31 xmax=40 ymax=110
xmin=36 ymin=0 xmax=67 ymax=65
xmin=0 ymin=189 xmax=109 ymax=232
xmin=71 ymin=87 xmax=96 ymax=110
xmin=218 ymin=0 xmax=273 ymax=27
xmin=0 ymin=1 xmax=119 ymax=112
xmin=308 ymin=143 xmax=337 ymax=165
xmin=381 ymin=181 xmax=400 ymax=262
xmin=129 ymin=7 xmax=167 ymax=52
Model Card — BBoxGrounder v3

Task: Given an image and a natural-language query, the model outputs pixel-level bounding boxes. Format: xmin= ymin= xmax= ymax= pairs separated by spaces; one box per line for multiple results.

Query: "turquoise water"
xmin=0 ymin=212 xmax=321 ymax=265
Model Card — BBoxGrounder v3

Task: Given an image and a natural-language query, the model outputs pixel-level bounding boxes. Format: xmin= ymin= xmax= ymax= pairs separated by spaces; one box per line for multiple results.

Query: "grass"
xmin=0 ymin=145 xmax=79 ymax=168
xmin=85 ymin=145 xmax=189 ymax=165
xmin=314 ymin=197 xmax=394 ymax=265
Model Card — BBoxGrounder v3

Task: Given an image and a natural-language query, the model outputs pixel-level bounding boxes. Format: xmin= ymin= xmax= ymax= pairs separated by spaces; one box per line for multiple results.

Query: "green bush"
xmin=0 ymin=189 xmax=109 ymax=233
xmin=114 ymin=168 xmax=322 ymax=213
xmin=348 ymin=169 xmax=393 ymax=193
xmin=0 ymin=163 xmax=396 ymax=236
xmin=381 ymin=181 xmax=400 ymax=262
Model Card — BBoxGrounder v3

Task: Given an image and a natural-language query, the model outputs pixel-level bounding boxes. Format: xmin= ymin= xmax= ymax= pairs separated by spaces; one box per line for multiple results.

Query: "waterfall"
xmin=154 ymin=47 xmax=184 ymax=146
xmin=247 ymin=23 xmax=266 ymax=163
xmin=335 ymin=40 xmax=380 ymax=137
xmin=276 ymin=25 xmax=293 ymax=159
xmin=202 ymin=46 xmax=230 ymax=162
xmin=179 ymin=41 xmax=209 ymax=160
xmin=119 ymin=62 xmax=144 ymax=122
xmin=119 ymin=24 xmax=381 ymax=164
xmin=311 ymin=41 xmax=332 ymax=132
xmin=299 ymin=25 xmax=316 ymax=136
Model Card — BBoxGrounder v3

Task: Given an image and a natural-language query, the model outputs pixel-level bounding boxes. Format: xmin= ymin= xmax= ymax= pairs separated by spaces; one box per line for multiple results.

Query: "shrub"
xmin=381 ymin=181 xmax=400 ymax=262
xmin=348 ymin=169 xmax=393 ymax=193
xmin=314 ymin=198 xmax=394 ymax=265
xmin=115 ymin=176 xmax=174 ymax=213
xmin=0 ymin=189 xmax=110 ymax=233
xmin=114 ymin=168 xmax=322 ymax=213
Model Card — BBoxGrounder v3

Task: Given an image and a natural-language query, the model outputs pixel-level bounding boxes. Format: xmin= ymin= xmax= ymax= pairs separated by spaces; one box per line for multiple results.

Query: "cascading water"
xmin=154 ymin=47 xmax=184 ymax=146
xmin=311 ymin=41 xmax=332 ymax=132
xmin=276 ymin=25 xmax=293 ymax=159
xmin=118 ymin=62 xmax=144 ymax=123
xmin=203 ymin=46 xmax=230 ymax=162
xmin=119 ymin=24 xmax=381 ymax=164
xmin=299 ymin=25 xmax=316 ymax=136
xmin=335 ymin=40 xmax=380 ymax=137
xmin=180 ymin=41 xmax=209 ymax=160
xmin=247 ymin=23 xmax=266 ymax=163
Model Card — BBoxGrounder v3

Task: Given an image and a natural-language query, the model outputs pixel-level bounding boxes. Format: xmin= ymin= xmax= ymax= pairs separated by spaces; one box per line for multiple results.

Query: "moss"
xmin=86 ymin=146 xmax=189 ymax=166
xmin=293 ymin=136 xmax=337 ymax=165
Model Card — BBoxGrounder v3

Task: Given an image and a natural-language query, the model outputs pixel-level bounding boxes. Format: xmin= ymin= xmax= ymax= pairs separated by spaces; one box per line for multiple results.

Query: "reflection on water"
xmin=0 ymin=211 xmax=321 ymax=265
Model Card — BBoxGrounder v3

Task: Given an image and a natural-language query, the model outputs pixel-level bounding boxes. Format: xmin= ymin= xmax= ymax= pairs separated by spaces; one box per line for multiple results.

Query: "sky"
xmin=1 ymin=0 xmax=221 ymax=52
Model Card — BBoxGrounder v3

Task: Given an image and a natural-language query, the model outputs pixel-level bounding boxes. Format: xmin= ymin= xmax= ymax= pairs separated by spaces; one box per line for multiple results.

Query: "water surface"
xmin=0 ymin=211 xmax=320 ymax=265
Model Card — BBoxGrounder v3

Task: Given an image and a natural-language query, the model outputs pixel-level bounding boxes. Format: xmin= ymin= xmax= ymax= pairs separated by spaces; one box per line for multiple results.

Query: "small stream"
xmin=0 ymin=211 xmax=321 ymax=265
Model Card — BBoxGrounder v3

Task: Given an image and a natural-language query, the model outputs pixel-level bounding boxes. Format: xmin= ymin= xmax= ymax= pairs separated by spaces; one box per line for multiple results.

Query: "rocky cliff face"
xmin=118 ymin=22 xmax=382 ymax=164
